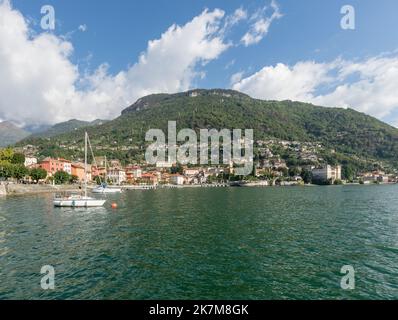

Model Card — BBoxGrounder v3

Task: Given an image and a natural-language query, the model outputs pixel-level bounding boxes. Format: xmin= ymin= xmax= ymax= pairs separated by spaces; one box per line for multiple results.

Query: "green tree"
xmin=342 ymin=164 xmax=356 ymax=181
xmin=30 ymin=168 xmax=47 ymax=182
xmin=300 ymin=169 xmax=313 ymax=184
xmin=54 ymin=171 xmax=70 ymax=185
xmin=12 ymin=165 xmax=28 ymax=180
xmin=0 ymin=162 xmax=13 ymax=179
xmin=0 ymin=148 xmax=14 ymax=162
xmin=289 ymin=167 xmax=301 ymax=177
xmin=69 ymin=175 xmax=79 ymax=184
xmin=11 ymin=153 xmax=25 ymax=165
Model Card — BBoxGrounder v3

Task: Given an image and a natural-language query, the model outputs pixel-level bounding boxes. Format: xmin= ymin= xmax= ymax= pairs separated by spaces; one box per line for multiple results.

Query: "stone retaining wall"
xmin=3 ymin=184 xmax=81 ymax=196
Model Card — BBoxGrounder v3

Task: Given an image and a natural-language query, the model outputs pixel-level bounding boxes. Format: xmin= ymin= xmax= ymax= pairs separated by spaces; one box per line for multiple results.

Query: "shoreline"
xmin=1 ymin=181 xmax=396 ymax=197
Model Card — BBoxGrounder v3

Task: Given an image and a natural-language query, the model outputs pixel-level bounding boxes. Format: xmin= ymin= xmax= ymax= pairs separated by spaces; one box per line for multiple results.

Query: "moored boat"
xmin=92 ymin=183 xmax=122 ymax=194
xmin=53 ymin=132 xmax=106 ymax=208
xmin=53 ymin=194 xmax=106 ymax=207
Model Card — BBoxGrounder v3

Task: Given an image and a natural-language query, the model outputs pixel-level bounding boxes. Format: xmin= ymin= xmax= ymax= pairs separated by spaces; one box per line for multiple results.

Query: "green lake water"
xmin=0 ymin=185 xmax=397 ymax=299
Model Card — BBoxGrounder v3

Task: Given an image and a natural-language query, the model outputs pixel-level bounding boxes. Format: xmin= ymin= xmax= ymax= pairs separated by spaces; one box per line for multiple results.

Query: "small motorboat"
xmin=92 ymin=183 xmax=122 ymax=194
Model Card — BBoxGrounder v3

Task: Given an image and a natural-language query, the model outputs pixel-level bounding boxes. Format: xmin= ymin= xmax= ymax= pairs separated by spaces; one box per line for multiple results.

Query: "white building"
xmin=184 ymin=168 xmax=200 ymax=176
xmin=170 ymin=174 xmax=185 ymax=185
xmin=312 ymin=165 xmax=342 ymax=182
xmin=24 ymin=157 xmax=37 ymax=167
xmin=156 ymin=161 xmax=173 ymax=168
xmin=127 ymin=166 xmax=142 ymax=179
xmin=107 ymin=168 xmax=126 ymax=185
xmin=63 ymin=162 xmax=72 ymax=175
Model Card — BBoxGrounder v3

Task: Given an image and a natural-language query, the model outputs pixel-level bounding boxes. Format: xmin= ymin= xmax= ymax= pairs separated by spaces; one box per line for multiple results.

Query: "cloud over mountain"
xmin=232 ymin=54 xmax=398 ymax=124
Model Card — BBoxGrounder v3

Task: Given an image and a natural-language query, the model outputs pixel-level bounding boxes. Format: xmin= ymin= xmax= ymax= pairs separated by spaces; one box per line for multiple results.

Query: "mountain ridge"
xmin=0 ymin=121 xmax=30 ymax=147
xmin=28 ymin=119 xmax=109 ymax=138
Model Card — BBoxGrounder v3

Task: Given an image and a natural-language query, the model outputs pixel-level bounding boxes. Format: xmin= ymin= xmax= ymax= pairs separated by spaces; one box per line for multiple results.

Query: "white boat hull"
xmin=53 ymin=197 xmax=106 ymax=207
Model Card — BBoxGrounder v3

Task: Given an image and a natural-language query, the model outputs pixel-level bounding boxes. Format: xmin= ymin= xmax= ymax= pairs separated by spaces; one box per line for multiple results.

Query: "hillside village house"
xmin=91 ymin=166 xmax=107 ymax=180
xmin=184 ymin=168 xmax=200 ymax=176
xmin=39 ymin=158 xmax=71 ymax=177
xmin=59 ymin=159 xmax=72 ymax=175
xmin=140 ymin=173 xmax=159 ymax=185
xmin=94 ymin=156 xmax=107 ymax=167
xmin=71 ymin=163 xmax=91 ymax=182
xmin=107 ymin=167 xmax=126 ymax=185
xmin=312 ymin=165 xmax=342 ymax=182
xmin=170 ymin=174 xmax=185 ymax=185
xmin=125 ymin=165 xmax=142 ymax=182
xmin=156 ymin=161 xmax=173 ymax=168
xmin=24 ymin=157 xmax=37 ymax=167
xmin=361 ymin=171 xmax=390 ymax=184
xmin=108 ymin=160 xmax=121 ymax=168
xmin=183 ymin=167 xmax=208 ymax=184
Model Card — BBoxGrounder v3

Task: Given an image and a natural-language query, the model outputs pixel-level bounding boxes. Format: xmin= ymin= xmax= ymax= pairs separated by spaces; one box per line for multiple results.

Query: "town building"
xmin=58 ymin=158 xmax=72 ymax=175
xmin=91 ymin=166 xmax=107 ymax=180
xmin=39 ymin=158 xmax=71 ymax=177
xmin=125 ymin=165 xmax=142 ymax=182
xmin=94 ymin=156 xmax=107 ymax=167
xmin=71 ymin=163 xmax=85 ymax=182
xmin=156 ymin=161 xmax=173 ymax=168
xmin=312 ymin=165 xmax=342 ymax=182
xmin=361 ymin=171 xmax=390 ymax=184
xmin=140 ymin=173 xmax=159 ymax=185
xmin=70 ymin=162 xmax=91 ymax=182
xmin=24 ymin=157 xmax=37 ymax=167
xmin=170 ymin=174 xmax=185 ymax=185
xmin=107 ymin=167 xmax=126 ymax=185
xmin=183 ymin=168 xmax=201 ymax=176
xmin=108 ymin=160 xmax=121 ymax=168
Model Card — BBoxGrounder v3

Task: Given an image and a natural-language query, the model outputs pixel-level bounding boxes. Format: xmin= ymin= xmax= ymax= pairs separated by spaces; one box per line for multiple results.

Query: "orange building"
xmin=125 ymin=165 xmax=142 ymax=182
xmin=92 ymin=166 xmax=106 ymax=179
xmin=39 ymin=158 xmax=70 ymax=177
xmin=140 ymin=173 xmax=158 ymax=185
xmin=71 ymin=163 xmax=85 ymax=182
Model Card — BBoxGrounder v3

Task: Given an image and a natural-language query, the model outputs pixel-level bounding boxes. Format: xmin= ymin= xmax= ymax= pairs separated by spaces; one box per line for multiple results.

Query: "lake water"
xmin=1 ymin=185 xmax=398 ymax=300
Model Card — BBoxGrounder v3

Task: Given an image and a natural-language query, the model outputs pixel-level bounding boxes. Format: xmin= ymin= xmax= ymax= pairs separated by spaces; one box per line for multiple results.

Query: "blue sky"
xmin=12 ymin=0 xmax=398 ymax=84
xmin=2 ymin=0 xmax=398 ymax=126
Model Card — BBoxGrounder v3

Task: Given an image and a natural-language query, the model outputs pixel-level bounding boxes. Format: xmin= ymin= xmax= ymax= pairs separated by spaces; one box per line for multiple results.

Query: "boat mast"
xmin=84 ymin=132 xmax=88 ymax=198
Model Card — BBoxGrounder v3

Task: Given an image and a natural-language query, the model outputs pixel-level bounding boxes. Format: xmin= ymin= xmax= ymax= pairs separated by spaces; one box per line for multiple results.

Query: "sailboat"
xmin=53 ymin=132 xmax=106 ymax=207
xmin=92 ymin=156 xmax=122 ymax=194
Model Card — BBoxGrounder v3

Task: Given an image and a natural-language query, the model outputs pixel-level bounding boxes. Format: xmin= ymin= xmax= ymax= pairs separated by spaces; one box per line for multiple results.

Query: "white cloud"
xmin=232 ymin=61 xmax=333 ymax=101
xmin=230 ymin=71 xmax=244 ymax=85
xmin=0 ymin=1 xmax=229 ymax=126
xmin=241 ymin=0 xmax=282 ymax=47
xmin=232 ymin=54 xmax=398 ymax=123
xmin=227 ymin=7 xmax=248 ymax=27
xmin=78 ymin=24 xmax=87 ymax=32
